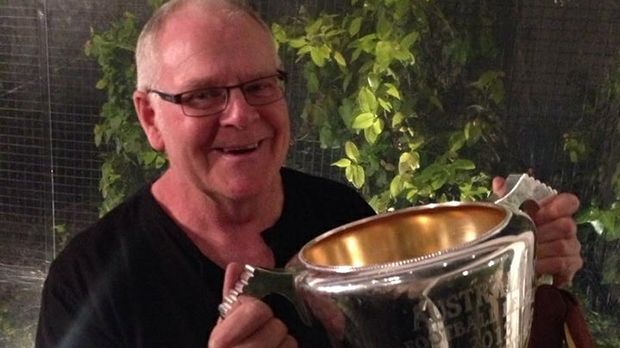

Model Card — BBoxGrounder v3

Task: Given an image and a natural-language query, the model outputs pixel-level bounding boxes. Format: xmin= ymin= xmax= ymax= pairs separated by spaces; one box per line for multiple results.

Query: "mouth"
xmin=215 ymin=141 xmax=261 ymax=155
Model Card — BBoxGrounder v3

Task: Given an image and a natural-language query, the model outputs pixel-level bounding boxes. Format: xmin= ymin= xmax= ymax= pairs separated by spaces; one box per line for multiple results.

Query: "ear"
xmin=133 ymin=90 xmax=165 ymax=152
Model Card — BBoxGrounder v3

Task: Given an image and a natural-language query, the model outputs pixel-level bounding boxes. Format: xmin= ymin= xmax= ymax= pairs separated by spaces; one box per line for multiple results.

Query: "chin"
xmin=218 ymin=170 xmax=280 ymax=200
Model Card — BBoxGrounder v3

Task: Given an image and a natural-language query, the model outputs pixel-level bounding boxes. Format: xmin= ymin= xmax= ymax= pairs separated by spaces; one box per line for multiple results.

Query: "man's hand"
xmin=493 ymin=177 xmax=583 ymax=287
xmin=208 ymin=263 xmax=298 ymax=348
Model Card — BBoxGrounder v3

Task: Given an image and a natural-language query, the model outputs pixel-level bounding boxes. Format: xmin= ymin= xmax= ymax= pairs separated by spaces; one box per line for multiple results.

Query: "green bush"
xmin=84 ymin=0 xmax=619 ymax=343
xmin=274 ymin=0 xmax=509 ymax=212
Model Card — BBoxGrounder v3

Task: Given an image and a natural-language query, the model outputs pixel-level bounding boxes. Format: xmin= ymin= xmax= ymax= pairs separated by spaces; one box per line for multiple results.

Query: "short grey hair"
xmin=135 ymin=0 xmax=271 ymax=91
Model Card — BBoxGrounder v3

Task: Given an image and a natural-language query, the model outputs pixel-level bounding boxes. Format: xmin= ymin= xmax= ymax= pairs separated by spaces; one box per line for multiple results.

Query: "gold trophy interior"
xmin=302 ymin=205 xmax=508 ymax=268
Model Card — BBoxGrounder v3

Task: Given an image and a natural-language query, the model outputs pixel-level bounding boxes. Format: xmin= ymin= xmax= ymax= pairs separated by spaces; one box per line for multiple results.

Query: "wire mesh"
xmin=0 ymin=0 xmax=619 ymax=346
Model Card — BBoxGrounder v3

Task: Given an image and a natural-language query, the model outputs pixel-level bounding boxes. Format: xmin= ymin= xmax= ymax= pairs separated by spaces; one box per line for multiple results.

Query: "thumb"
xmin=223 ymin=262 xmax=245 ymax=297
xmin=492 ymin=176 xmax=507 ymax=197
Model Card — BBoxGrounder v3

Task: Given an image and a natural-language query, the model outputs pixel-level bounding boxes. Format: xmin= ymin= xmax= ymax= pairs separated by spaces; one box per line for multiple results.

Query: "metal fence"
xmin=0 ymin=0 xmax=619 ymax=346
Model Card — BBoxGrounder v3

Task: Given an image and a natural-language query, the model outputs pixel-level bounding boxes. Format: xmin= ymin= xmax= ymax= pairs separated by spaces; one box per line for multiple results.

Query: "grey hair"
xmin=135 ymin=0 xmax=271 ymax=91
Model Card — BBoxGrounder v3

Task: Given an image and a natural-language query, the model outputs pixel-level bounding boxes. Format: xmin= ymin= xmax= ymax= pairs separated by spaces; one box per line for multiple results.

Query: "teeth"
xmin=221 ymin=143 xmax=258 ymax=153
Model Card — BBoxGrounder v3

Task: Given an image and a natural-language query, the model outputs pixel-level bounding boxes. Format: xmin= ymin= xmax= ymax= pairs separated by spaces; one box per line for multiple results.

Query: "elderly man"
xmin=36 ymin=0 xmax=582 ymax=347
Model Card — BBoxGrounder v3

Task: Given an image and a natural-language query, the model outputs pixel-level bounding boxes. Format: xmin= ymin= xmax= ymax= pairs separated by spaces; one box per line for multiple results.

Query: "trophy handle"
xmin=218 ymin=264 xmax=312 ymax=326
xmin=491 ymin=174 xmax=557 ymax=213
xmin=492 ymin=173 xmax=557 ymax=285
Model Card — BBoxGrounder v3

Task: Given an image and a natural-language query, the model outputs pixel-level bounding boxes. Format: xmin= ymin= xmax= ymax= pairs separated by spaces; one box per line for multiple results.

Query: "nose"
xmin=219 ymin=87 xmax=259 ymax=128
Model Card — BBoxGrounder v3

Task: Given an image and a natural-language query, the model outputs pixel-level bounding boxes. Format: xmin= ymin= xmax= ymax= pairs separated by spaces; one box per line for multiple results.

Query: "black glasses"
xmin=149 ymin=70 xmax=288 ymax=117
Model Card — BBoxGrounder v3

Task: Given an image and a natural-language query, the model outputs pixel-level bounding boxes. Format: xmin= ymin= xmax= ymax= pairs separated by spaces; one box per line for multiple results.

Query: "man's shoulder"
xmin=51 ymin=185 xmax=156 ymax=270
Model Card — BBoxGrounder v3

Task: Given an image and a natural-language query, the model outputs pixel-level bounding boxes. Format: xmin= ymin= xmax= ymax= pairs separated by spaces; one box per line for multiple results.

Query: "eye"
xmin=244 ymin=78 xmax=278 ymax=97
xmin=182 ymin=88 xmax=226 ymax=107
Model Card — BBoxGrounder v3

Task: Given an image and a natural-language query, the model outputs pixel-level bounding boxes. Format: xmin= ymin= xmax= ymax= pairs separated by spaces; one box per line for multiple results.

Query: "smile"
xmin=216 ymin=141 xmax=261 ymax=155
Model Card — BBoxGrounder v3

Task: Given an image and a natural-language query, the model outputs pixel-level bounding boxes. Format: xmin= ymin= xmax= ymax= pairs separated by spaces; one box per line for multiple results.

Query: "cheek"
xmin=159 ymin=117 xmax=218 ymax=153
xmin=269 ymin=103 xmax=291 ymax=139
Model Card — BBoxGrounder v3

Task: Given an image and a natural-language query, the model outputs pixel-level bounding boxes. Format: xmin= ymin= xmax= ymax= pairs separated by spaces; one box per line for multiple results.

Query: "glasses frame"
xmin=148 ymin=70 xmax=288 ymax=117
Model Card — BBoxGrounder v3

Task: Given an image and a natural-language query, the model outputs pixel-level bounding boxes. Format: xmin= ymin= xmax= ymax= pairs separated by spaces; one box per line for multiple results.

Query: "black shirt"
xmin=36 ymin=168 xmax=375 ymax=347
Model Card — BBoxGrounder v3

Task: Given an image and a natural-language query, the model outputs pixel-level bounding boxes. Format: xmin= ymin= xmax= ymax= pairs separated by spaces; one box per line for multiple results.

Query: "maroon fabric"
xmin=528 ymin=285 xmax=594 ymax=348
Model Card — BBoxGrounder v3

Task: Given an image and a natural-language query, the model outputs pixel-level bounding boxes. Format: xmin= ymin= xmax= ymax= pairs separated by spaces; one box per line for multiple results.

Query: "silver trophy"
xmin=220 ymin=174 xmax=556 ymax=347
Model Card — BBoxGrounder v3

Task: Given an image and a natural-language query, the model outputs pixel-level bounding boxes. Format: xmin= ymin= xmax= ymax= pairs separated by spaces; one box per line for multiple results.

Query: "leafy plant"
xmin=84 ymin=7 xmax=166 ymax=215
xmin=273 ymin=0 xmax=508 ymax=212
xmin=83 ymin=1 xmax=619 ymax=342
xmin=561 ymin=50 xmax=620 ymax=343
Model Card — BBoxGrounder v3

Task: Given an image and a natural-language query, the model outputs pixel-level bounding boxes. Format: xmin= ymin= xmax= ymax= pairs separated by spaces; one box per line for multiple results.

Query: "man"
xmin=36 ymin=0 xmax=583 ymax=347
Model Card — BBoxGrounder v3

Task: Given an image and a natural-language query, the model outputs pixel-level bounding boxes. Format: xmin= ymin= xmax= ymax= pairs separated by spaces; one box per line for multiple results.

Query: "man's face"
xmin=144 ymin=8 xmax=290 ymax=202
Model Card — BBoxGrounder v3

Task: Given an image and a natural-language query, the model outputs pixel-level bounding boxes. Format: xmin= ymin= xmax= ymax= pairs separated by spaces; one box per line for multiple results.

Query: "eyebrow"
xmin=178 ymin=77 xmax=221 ymax=92
xmin=179 ymin=71 xmax=277 ymax=92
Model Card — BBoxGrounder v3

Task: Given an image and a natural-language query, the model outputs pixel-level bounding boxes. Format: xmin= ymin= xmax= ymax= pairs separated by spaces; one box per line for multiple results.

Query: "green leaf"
xmin=333 ymin=51 xmax=347 ymax=67
xmin=350 ymin=164 xmax=365 ymax=188
xmin=345 ymin=141 xmax=360 ymax=162
xmin=398 ymin=152 xmax=420 ymax=175
xmin=143 ymin=151 xmax=158 ymax=165
xmin=429 ymin=95 xmax=444 ymax=112
xmin=400 ymin=31 xmax=420 ymax=50
xmin=452 ymin=159 xmax=476 ymax=170
xmin=271 ymin=23 xmax=287 ymax=43
xmin=378 ymin=98 xmax=392 ymax=111
xmin=310 ymin=46 xmax=329 ymax=67
xmin=449 ymin=132 xmax=466 ymax=152
xmin=305 ymin=18 xmax=323 ymax=35
xmin=305 ymin=69 xmax=319 ymax=93
xmin=364 ymin=123 xmax=378 ymax=144
xmin=155 ymin=154 xmax=167 ymax=168
xmin=94 ymin=124 xmax=103 ymax=147
xmin=356 ymin=34 xmax=377 ymax=53
xmin=390 ymin=174 xmax=404 ymax=197
xmin=385 ymin=83 xmax=401 ymax=100
xmin=430 ymin=169 xmax=449 ymax=190
xmin=490 ymin=80 xmax=505 ymax=105
xmin=372 ymin=118 xmax=384 ymax=134
xmin=338 ymin=98 xmax=355 ymax=127
xmin=352 ymin=112 xmax=376 ymax=129
xmin=96 ymin=78 xmax=107 ymax=89
xmin=319 ymin=126 xmax=334 ymax=148
xmin=349 ymin=17 xmax=363 ymax=36
xmin=392 ymin=112 xmax=405 ymax=128
xmin=376 ymin=13 xmax=392 ymax=40
xmin=464 ymin=120 xmax=482 ymax=143
xmin=332 ymin=158 xmax=352 ymax=168
xmin=358 ymin=87 xmax=378 ymax=113
xmin=375 ymin=41 xmax=394 ymax=71
xmin=367 ymin=75 xmax=380 ymax=90
xmin=289 ymin=38 xmax=307 ymax=48
xmin=343 ymin=73 xmax=353 ymax=91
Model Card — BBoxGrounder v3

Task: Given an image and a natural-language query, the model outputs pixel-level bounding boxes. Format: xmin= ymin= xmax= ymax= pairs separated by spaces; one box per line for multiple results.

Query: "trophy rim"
xmin=298 ymin=201 xmax=513 ymax=274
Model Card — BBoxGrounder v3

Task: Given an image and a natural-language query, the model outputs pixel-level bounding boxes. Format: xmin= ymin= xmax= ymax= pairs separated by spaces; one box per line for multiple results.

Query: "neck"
xmin=151 ymin=170 xmax=283 ymax=268
xmin=152 ymin=169 xmax=283 ymax=242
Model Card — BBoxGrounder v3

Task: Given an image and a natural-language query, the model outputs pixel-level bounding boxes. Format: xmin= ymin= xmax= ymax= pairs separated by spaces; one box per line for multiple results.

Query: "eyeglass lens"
xmin=181 ymin=75 xmax=284 ymax=116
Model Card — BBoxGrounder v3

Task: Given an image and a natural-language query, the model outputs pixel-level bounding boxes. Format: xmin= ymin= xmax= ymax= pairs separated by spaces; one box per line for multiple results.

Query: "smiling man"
xmin=35 ymin=1 xmax=583 ymax=347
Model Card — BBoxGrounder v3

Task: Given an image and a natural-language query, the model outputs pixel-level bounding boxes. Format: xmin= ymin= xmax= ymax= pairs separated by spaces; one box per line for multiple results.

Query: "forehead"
xmin=155 ymin=6 xmax=278 ymax=88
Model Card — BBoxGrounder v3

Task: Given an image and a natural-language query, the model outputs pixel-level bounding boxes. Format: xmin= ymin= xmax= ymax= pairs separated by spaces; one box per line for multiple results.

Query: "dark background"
xmin=1 ymin=0 xmax=619 ymax=346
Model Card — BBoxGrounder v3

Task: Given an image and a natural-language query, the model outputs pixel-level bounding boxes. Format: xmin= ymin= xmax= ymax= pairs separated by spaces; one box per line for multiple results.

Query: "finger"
xmin=535 ymin=217 xmax=577 ymax=243
xmin=535 ymin=256 xmax=583 ymax=287
xmin=532 ymin=193 xmax=580 ymax=225
xmin=236 ymin=317 xmax=290 ymax=348
xmin=492 ymin=176 xmax=507 ymax=197
xmin=536 ymin=237 xmax=581 ymax=259
xmin=278 ymin=335 xmax=299 ymax=348
xmin=223 ymin=262 xmax=245 ymax=296
xmin=210 ymin=296 xmax=274 ymax=346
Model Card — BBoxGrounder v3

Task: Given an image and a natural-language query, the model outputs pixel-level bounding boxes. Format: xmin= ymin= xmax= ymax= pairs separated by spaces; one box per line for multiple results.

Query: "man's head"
xmin=133 ymin=0 xmax=290 ymax=203
xmin=135 ymin=0 xmax=272 ymax=92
